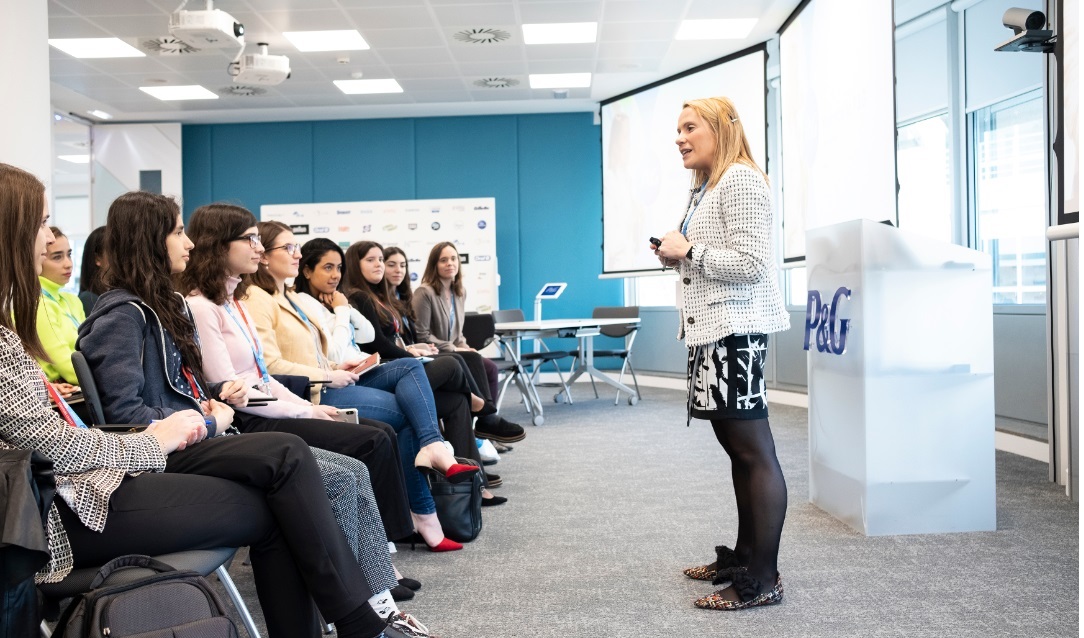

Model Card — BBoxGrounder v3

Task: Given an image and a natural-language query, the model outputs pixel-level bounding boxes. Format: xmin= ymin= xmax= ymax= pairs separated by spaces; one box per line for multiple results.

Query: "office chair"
xmin=491 ymin=309 xmax=573 ymax=404
xmin=66 ymin=353 xmax=263 ymax=638
xmin=567 ymin=306 xmax=641 ymax=404
xmin=461 ymin=313 xmax=543 ymax=424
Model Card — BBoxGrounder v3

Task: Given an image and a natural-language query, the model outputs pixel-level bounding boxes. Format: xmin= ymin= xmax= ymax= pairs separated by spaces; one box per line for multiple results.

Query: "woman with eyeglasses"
xmin=183 ymin=208 xmax=476 ymax=553
xmin=0 ymin=164 xmax=397 ymax=638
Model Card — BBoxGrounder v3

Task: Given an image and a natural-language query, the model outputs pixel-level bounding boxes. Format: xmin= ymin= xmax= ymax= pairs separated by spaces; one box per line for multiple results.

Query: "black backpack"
xmin=53 ymin=554 xmax=239 ymax=638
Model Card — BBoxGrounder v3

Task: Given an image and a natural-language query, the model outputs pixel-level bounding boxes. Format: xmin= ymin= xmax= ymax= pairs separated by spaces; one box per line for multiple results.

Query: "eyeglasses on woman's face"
xmin=233 ymin=233 xmax=262 ymax=248
xmin=266 ymin=243 xmax=300 ymax=255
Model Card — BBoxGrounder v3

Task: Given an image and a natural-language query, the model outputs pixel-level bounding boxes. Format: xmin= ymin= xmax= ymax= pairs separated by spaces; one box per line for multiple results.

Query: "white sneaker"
xmin=477 ymin=438 xmax=500 ymax=464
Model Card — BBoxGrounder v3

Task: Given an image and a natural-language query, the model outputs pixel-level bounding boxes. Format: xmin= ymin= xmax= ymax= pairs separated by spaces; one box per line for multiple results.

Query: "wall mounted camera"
xmin=995 ymin=8 xmax=1055 ymax=53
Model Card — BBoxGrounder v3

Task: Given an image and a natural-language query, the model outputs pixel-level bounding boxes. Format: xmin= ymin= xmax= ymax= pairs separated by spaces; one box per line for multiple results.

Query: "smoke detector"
xmin=473 ymin=77 xmax=519 ymax=88
xmin=453 ymin=28 xmax=511 ymax=44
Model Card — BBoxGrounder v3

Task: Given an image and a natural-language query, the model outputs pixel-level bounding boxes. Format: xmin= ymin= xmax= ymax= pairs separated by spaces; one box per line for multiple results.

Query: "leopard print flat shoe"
xmin=694 ymin=572 xmax=783 ymax=611
xmin=682 ymin=545 xmax=742 ymax=581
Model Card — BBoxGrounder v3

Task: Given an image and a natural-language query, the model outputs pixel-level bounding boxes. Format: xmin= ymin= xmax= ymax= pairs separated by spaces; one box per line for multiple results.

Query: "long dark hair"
xmin=179 ymin=203 xmax=258 ymax=304
xmin=343 ymin=240 xmax=398 ymax=327
xmin=246 ymin=220 xmax=291 ymax=296
xmin=420 ymin=241 xmax=464 ymax=298
xmin=0 ymin=163 xmax=48 ymax=359
xmin=104 ymin=191 xmax=205 ymax=382
xmin=382 ymin=246 xmax=415 ymax=322
xmin=79 ymin=226 xmax=108 ymax=295
xmin=295 ymin=237 xmax=343 ymax=305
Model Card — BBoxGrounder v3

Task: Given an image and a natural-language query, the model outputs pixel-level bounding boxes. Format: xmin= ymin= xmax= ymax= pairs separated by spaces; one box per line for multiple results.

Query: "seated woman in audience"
xmin=77 ymin=192 xmax=427 ymax=619
xmin=413 ymin=242 xmax=526 ymax=444
xmin=182 ymin=205 xmax=476 ymax=552
xmin=77 ymin=225 xmax=107 ymax=315
xmin=300 ymin=238 xmax=505 ymax=506
xmin=35 ymin=226 xmax=84 ymax=399
xmin=0 ymin=163 xmax=396 ymax=638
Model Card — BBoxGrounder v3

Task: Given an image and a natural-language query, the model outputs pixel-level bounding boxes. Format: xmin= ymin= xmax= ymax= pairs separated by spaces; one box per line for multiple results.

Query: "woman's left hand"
xmin=655 ymin=230 xmax=693 ymax=261
xmin=53 ymin=382 xmax=79 ymax=399
xmin=217 ymin=378 xmax=249 ymax=408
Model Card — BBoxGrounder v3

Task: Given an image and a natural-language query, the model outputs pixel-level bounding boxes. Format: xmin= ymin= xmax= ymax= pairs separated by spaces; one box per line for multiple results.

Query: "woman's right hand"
xmin=320 ymin=291 xmax=350 ymax=308
xmin=327 ymin=368 xmax=359 ymax=389
xmin=145 ymin=410 xmax=206 ymax=455
xmin=309 ymin=404 xmax=337 ymax=420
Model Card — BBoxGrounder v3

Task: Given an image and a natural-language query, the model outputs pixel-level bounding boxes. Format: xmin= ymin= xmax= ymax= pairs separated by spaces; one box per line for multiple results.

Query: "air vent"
xmin=140 ymin=37 xmax=201 ymax=55
xmin=474 ymin=77 xmax=519 ymax=88
xmin=217 ymin=85 xmax=268 ymax=97
xmin=453 ymin=28 xmax=511 ymax=44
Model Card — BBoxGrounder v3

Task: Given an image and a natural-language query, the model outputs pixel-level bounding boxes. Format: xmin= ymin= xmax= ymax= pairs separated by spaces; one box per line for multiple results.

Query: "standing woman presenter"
xmin=653 ymin=97 xmax=790 ymax=611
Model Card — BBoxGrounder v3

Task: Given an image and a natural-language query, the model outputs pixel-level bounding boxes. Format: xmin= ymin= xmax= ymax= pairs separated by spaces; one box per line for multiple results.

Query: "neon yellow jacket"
xmin=36 ymin=276 xmax=85 ymax=383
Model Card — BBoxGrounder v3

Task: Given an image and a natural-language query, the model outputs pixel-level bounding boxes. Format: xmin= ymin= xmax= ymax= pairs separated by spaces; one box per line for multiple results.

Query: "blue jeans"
xmin=323 ymin=358 xmax=443 ymax=515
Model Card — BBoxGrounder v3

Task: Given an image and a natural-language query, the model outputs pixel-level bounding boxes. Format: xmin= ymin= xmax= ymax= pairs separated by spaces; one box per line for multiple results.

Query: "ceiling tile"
xmin=686 ymin=0 xmax=768 ymax=19
xmin=63 ymin=0 xmax=165 ymax=16
xmin=595 ymin=57 xmax=660 ymax=73
xmin=526 ymin=59 xmax=594 ymax=74
xmin=48 ymin=17 xmax=111 ymax=38
xmin=411 ymin=89 xmax=475 ymax=103
xmin=363 ymin=27 xmax=448 ymax=48
xmin=286 ymin=93 xmax=354 ymax=107
xmin=456 ymin=60 xmax=529 ymax=76
xmin=431 ymin=4 xmax=518 ymax=26
xmin=448 ymin=42 xmax=524 ymax=63
xmin=49 ymin=58 xmax=106 ymax=76
xmin=83 ymin=15 xmax=170 ymax=38
xmin=345 ymin=6 xmax=435 ymax=30
xmin=597 ymin=40 xmax=670 ymax=59
xmin=389 ymin=63 xmax=462 ymax=79
xmin=334 ymin=0 xmax=426 ymax=6
xmin=257 ymin=9 xmax=355 ymax=33
xmin=603 ymin=1 xmax=684 ymax=22
xmin=238 ymin=0 xmax=341 ymax=10
xmin=599 ymin=21 xmax=678 ymax=41
xmin=378 ymin=47 xmax=455 ymax=65
xmin=48 ymin=1 xmax=75 ymax=17
xmin=523 ymin=42 xmax=596 ymax=61
xmin=469 ymin=88 xmax=533 ymax=101
xmin=399 ymin=77 xmax=466 ymax=91
xmin=519 ymin=2 xmax=601 ymax=23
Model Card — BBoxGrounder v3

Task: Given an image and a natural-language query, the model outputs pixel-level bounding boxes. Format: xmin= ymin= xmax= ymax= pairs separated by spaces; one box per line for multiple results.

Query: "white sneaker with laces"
xmin=478 ymin=438 xmax=500 ymax=464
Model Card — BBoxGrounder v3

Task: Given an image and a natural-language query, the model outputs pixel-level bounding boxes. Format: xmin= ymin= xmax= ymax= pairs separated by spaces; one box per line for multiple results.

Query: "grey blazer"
xmin=411 ymin=284 xmax=467 ymax=352
xmin=676 ymin=163 xmax=790 ymax=347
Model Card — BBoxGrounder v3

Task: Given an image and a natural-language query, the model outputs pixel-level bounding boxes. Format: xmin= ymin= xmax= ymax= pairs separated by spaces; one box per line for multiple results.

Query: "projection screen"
xmin=600 ymin=44 xmax=767 ymax=276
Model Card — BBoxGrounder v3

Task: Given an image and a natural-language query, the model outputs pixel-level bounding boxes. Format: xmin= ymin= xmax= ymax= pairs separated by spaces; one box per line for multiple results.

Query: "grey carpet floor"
xmin=216 ymin=386 xmax=1078 ymax=638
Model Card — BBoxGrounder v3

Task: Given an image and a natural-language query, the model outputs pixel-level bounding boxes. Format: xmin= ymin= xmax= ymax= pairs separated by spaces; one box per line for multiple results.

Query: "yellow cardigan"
xmin=243 ymin=286 xmax=333 ymax=403
xmin=35 ymin=276 xmax=85 ymax=384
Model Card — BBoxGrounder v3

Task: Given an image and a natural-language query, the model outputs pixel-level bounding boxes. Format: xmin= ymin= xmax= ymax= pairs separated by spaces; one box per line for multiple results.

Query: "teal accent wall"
xmin=182 ymin=112 xmax=621 ymax=319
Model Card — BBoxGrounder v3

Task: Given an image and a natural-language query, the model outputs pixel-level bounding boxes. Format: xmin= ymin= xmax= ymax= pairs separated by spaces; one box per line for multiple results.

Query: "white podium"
xmin=805 ymin=220 xmax=995 ymax=536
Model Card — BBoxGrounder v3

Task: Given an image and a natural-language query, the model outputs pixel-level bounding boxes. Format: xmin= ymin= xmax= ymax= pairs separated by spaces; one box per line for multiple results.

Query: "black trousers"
xmin=232 ymin=412 xmax=413 ymax=541
xmin=56 ymin=432 xmax=383 ymax=638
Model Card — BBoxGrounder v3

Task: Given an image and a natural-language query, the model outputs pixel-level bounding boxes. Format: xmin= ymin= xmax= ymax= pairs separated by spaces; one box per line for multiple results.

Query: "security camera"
xmin=995 ymin=8 xmax=1054 ymax=53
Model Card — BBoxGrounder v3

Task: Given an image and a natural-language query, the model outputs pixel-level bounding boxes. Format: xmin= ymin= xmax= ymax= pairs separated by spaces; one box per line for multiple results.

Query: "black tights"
xmin=711 ymin=418 xmax=787 ymax=595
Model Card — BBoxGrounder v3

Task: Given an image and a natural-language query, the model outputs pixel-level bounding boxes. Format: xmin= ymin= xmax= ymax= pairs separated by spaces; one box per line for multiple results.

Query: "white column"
xmin=0 ymin=0 xmax=52 ymax=192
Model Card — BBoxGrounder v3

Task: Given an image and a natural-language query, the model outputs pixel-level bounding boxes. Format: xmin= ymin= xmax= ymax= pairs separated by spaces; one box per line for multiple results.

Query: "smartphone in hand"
xmin=350 ymin=352 xmax=381 ymax=375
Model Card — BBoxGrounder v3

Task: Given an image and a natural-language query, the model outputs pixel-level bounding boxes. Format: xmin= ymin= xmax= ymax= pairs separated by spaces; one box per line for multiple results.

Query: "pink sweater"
xmin=186 ymin=276 xmax=316 ymax=420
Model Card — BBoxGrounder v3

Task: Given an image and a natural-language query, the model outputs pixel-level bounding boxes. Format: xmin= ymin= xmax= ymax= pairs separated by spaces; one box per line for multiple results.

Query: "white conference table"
xmin=494 ymin=317 xmax=641 ymax=425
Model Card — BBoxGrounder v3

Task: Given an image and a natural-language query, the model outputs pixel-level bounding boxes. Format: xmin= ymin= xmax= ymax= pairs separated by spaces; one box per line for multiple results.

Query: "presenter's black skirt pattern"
xmin=687 ymin=333 xmax=768 ymax=422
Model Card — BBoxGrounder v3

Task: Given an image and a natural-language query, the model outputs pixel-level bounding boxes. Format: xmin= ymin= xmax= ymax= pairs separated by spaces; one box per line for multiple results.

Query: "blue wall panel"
xmin=210 ymin=122 xmax=314 ymax=214
xmin=313 ymin=118 xmax=416 ymax=202
xmin=181 ymin=112 xmax=611 ymax=318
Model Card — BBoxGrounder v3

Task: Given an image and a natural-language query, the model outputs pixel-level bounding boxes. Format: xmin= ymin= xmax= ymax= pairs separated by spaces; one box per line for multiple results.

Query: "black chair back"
xmin=70 ymin=351 xmax=106 ymax=425
xmin=462 ymin=313 xmax=496 ymax=350
xmin=594 ymin=306 xmax=639 ymax=338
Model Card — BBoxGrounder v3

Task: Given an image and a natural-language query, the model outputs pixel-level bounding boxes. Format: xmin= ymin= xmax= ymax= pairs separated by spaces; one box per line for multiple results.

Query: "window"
xmin=785 ymin=267 xmax=808 ymax=309
xmin=971 ymin=91 xmax=1046 ymax=304
xmin=628 ymin=273 xmax=679 ymax=307
xmin=897 ymin=113 xmax=953 ymax=244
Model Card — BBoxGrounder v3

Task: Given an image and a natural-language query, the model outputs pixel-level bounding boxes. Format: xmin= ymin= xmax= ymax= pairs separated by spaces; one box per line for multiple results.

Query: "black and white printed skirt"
xmin=686 ymin=333 xmax=769 ymax=423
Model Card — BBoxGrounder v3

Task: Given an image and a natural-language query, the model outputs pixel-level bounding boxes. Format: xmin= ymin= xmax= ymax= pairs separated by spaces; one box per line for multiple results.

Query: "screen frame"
xmin=536 ymin=282 xmax=567 ymax=300
xmin=598 ymin=42 xmax=771 ymax=277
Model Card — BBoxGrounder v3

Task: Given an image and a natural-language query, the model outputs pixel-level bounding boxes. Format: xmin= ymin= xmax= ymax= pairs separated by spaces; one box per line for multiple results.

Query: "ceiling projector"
xmin=232 ymin=43 xmax=291 ymax=86
xmin=169 ymin=7 xmax=245 ymax=49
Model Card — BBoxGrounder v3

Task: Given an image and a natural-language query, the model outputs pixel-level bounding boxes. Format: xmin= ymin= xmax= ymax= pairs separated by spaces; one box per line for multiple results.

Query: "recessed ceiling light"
xmin=87 ymin=110 xmax=113 ymax=120
xmin=139 ymin=85 xmax=219 ymax=101
xmin=58 ymin=155 xmax=90 ymax=164
xmin=522 ymin=22 xmax=597 ymax=45
xmin=48 ymin=38 xmax=145 ymax=58
xmin=284 ymin=30 xmax=369 ymax=52
xmin=529 ymin=72 xmax=591 ymax=89
xmin=333 ymin=79 xmax=403 ymax=95
xmin=675 ymin=19 xmax=758 ymax=40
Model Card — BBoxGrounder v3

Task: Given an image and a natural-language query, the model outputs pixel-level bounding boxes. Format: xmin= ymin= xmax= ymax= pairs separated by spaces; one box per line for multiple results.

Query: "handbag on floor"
xmin=54 ymin=554 xmax=238 ymax=638
xmin=428 ymin=458 xmax=484 ymax=543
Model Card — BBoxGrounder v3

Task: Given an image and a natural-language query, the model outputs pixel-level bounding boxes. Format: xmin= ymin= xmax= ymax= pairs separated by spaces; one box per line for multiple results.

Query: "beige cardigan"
xmin=411 ymin=283 xmax=467 ymax=353
xmin=243 ymin=285 xmax=332 ymax=402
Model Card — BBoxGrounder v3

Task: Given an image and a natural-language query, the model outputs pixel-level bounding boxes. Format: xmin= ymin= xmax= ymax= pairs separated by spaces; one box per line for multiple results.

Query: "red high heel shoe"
xmin=402 ymin=532 xmax=462 ymax=552
xmin=416 ymin=463 xmax=479 ymax=484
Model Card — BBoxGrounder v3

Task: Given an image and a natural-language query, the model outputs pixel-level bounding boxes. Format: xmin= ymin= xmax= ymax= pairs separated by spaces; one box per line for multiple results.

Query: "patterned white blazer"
xmin=0 ymin=327 xmax=166 ymax=582
xmin=676 ymin=163 xmax=790 ymax=347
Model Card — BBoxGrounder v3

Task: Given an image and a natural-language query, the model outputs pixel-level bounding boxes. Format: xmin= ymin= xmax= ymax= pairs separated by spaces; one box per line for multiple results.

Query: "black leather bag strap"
xmin=89 ymin=554 xmax=177 ymax=589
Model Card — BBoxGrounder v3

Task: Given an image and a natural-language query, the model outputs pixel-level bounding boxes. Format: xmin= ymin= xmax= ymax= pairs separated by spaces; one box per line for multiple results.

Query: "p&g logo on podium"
xmin=804 ymin=287 xmax=852 ymax=355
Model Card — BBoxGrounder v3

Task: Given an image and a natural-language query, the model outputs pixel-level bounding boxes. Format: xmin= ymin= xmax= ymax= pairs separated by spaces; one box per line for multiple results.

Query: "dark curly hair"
xmin=178 ymin=203 xmax=258 ymax=305
xmin=104 ymin=191 xmax=205 ymax=383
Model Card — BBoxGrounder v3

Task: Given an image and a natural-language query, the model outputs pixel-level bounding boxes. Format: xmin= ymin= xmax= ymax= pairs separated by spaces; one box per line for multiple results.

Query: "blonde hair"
xmin=681 ymin=97 xmax=765 ymax=190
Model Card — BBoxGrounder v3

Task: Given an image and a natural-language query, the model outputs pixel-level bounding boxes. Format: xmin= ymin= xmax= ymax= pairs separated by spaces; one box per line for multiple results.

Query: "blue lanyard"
xmin=41 ymin=289 xmax=80 ymax=329
xmin=448 ymin=294 xmax=456 ymax=335
xmin=681 ymin=183 xmax=708 ymax=236
xmin=286 ymin=295 xmax=330 ymax=369
xmin=223 ymin=300 xmax=272 ymax=388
